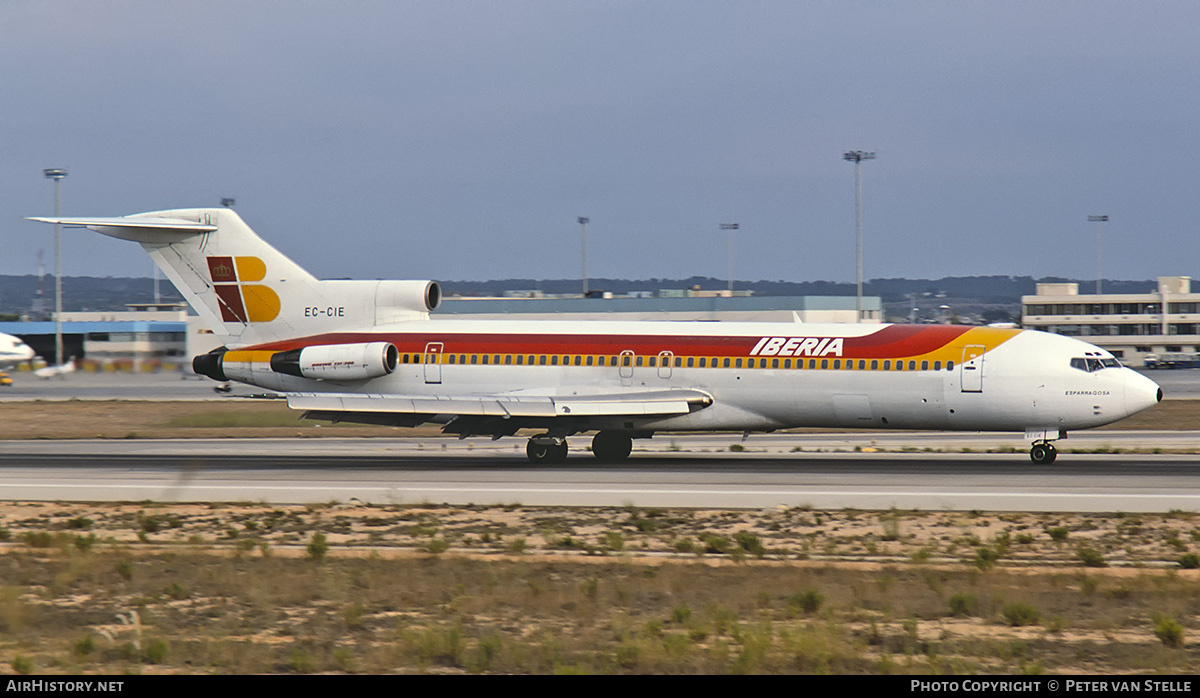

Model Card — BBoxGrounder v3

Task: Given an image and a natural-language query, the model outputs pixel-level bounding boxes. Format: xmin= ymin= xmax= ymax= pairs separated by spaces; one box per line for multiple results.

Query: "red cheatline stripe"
xmin=241 ymin=325 xmax=999 ymax=359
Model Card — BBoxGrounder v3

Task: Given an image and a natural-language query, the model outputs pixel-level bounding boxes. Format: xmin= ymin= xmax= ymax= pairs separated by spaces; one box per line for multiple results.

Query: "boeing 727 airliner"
xmin=32 ymin=209 xmax=1162 ymax=464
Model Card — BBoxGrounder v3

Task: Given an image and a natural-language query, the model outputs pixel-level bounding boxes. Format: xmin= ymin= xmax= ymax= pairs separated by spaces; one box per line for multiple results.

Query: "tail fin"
xmin=30 ymin=208 xmax=440 ymax=348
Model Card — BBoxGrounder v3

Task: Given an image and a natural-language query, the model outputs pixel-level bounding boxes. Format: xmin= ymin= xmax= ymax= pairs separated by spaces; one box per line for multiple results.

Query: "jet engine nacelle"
xmin=193 ymin=341 xmax=400 ymax=383
xmin=310 ymin=279 xmax=442 ymax=325
xmin=376 ymin=280 xmax=441 ymax=314
xmin=270 ymin=341 xmax=399 ymax=380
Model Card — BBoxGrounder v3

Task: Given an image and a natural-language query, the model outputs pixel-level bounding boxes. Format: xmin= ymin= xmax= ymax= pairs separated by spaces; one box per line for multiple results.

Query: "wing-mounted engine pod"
xmin=270 ymin=341 xmax=398 ymax=380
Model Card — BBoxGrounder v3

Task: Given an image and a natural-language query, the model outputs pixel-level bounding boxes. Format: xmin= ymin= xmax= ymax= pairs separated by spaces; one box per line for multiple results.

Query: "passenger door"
xmin=960 ymin=345 xmax=985 ymax=393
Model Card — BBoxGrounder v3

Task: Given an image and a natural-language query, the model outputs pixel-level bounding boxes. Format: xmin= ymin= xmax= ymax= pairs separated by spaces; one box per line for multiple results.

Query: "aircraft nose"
xmin=1124 ymin=370 xmax=1162 ymax=417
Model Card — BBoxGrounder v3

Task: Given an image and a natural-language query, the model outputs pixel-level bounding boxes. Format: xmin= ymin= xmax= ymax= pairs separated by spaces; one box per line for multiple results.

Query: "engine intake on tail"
xmin=269 ymin=341 xmax=398 ymax=380
xmin=374 ymin=280 xmax=441 ymax=322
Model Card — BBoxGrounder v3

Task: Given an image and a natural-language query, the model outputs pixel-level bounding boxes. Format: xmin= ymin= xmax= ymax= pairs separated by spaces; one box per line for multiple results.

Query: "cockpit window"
xmin=1070 ymin=356 xmax=1122 ymax=372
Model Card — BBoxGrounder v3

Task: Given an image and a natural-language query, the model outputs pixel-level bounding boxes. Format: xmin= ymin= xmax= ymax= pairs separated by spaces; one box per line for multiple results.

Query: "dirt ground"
xmin=0 ymin=501 xmax=1199 ymax=674
xmin=0 ymin=398 xmax=1194 ymax=440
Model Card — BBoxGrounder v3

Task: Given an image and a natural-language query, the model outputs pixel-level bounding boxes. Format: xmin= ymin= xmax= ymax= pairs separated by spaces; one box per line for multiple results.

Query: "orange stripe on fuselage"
xmin=223 ymin=350 xmax=277 ymax=364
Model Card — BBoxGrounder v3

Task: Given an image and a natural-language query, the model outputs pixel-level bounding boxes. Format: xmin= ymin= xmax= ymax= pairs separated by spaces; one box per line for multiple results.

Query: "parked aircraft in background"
xmin=32 ymin=209 xmax=1162 ymax=464
xmin=34 ymin=360 xmax=76 ymax=380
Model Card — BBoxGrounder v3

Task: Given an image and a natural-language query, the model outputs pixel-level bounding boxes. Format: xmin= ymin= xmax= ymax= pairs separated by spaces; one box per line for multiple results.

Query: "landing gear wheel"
xmin=1030 ymin=443 xmax=1057 ymax=464
xmin=592 ymin=431 xmax=633 ymax=462
xmin=526 ymin=439 xmax=568 ymax=464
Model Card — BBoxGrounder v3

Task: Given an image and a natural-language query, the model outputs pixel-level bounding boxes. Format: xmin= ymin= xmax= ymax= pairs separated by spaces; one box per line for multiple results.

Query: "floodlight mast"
xmin=577 ymin=217 xmax=589 ymax=296
xmin=720 ymin=223 xmax=740 ymax=293
xmin=1088 ymin=215 xmax=1109 ymax=294
xmin=843 ymin=151 xmax=875 ymax=323
xmin=43 ymin=168 xmax=68 ymax=369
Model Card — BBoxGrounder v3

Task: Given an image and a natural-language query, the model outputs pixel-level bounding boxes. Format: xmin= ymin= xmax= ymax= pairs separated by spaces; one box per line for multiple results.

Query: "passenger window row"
xmin=397 ymin=353 xmax=959 ymax=371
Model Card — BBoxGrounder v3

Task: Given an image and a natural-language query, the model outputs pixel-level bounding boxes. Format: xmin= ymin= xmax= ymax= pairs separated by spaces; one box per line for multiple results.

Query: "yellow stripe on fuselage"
xmin=900 ymin=326 xmax=1020 ymax=366
xmin=223 ymin=350 xmax=276 ymax=364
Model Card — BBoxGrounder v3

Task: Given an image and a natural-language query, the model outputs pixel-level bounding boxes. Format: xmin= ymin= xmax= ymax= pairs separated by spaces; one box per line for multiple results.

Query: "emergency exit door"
xmin=424 ymin=342 xmax=443 ymax=384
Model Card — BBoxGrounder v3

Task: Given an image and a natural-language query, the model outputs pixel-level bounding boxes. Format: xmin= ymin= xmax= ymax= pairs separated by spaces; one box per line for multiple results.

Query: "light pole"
xmin=720 ymin=223 xmax=739 ymax=294
xmin=577 ymin=217 xmax=589 ymax=296
xmin=43 ymin=168 xmax=68 ymax=369
xmin=1088 ymin=215 xmax=1108 ymax=294
xmin=843 ymin=150 xmax=875 ymax=322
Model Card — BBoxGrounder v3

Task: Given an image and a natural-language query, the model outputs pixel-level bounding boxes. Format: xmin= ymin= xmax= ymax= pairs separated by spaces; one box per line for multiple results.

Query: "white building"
xmin=1021 ymin=276 xmax=1199 ymax=365
xmin=435 ymin=294 xmax=883 ymax=324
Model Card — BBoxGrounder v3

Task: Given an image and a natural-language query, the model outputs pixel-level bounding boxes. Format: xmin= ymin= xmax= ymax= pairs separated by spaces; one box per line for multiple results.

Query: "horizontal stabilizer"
xmin=28 ymin=216 xmax=217 ymax=232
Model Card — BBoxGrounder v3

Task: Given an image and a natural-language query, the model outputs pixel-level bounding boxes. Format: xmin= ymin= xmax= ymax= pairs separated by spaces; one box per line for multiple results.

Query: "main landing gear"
xmin=526 ymin=438 xmax=568 ymax=464
xmin=591 ymin=431 xmax=633 ymax=462
xmin=1029 ymin=442 xmax=1057 ymax=464
xmin=524 ymin=431 xmax=636 ymax=464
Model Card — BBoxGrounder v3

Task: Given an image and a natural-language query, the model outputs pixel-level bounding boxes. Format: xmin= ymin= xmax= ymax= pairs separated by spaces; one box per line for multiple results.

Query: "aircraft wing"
xmin=287 ymin=388 xmax=713 ymax=429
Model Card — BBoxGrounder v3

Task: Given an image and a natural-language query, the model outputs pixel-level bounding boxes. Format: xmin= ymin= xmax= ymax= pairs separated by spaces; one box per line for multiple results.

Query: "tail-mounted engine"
xmin=193 ymin=348 xmax=229 ymax=381
xmin=193 ymin=341 xmax=398 ymax=383
xmin=270 ymin=341 xmax=398 ymax=380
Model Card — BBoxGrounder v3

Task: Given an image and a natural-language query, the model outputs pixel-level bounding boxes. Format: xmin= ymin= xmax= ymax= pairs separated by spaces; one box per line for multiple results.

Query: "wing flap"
xmin=552 ymin=392 xmax=701 ymax=416
xmin=287 ymin=389 xmax=712 ymax=419
xmin=289 ymin=393 xmax=556 ymax=418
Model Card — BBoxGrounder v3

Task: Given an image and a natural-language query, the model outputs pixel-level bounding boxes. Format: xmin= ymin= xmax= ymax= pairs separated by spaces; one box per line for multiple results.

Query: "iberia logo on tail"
xmin=207 ymin=256 xmax=280 ymax=322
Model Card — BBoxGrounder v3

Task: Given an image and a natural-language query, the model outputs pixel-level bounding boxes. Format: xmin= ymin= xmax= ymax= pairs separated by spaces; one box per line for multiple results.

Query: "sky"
xmin=2 ymin=1 xmax=1198 ymax=288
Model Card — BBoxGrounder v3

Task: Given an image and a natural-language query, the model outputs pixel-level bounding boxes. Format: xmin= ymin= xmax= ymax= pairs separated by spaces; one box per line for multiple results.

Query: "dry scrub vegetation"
xmin=1 ymin=502 xmax=1199 ymax=674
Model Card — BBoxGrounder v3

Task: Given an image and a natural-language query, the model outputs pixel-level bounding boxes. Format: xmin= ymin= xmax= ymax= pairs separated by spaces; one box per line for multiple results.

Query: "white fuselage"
xmin=221 ymin=319 xmax=1161 ymax=435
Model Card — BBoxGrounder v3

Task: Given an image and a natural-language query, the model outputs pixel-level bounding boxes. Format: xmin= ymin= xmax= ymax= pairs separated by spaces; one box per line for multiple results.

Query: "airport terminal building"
xmin=1021 ymin=276 xmax=1199 ymax=366
xmin=0 ymin=303 xmax=190 ymax=370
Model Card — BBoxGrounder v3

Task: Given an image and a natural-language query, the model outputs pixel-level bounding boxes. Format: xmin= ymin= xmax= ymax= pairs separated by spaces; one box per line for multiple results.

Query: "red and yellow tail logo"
xmin=206 ymin=256 xmax=281 ymax=322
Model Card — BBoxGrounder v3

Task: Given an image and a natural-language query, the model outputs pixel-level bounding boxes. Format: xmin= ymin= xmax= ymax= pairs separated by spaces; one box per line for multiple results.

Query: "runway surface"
xmin=1 ymin=370 xmax=1197 ymax=512
xmin=3 ymin=434 xmax=1200 ymax=512
xmin=0 ymin=371 xmax=240 ymax=401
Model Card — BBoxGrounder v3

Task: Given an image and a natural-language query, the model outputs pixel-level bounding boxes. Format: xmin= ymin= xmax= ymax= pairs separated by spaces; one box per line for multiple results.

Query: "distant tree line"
xmin=440 ymin=275 xmax=1163 ymax=304
xmin=0 ymin=275 xmax=185 ymax=315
